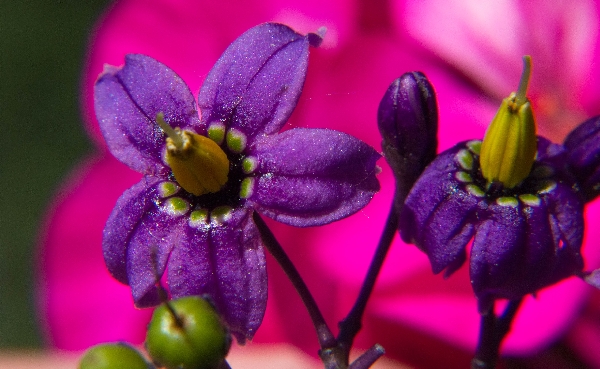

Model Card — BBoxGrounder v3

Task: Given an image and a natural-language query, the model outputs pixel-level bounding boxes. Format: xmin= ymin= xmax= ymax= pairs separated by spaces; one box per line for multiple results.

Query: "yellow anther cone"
xmin=480 ymin=56 xmax=537 ymax=189
xmin=157 ymin=113 xmax=230 ymax=196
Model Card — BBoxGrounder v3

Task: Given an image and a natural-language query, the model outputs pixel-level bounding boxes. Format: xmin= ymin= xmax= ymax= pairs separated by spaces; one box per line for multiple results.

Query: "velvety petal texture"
xmin=198 ymin=23 xmax=315 ymax=139
xmin=378 ymin=72 xmax=438 ymax=206
xmin=103 ymin=176 xmax=163 ymax=285
xmin=95 ymin=54 xmax=201 ymax=175
xmin=167 ymin=208 xmax=267 ymax=343
xmin=400 ymin=137 xmax=585 ymax=305
xmin=399 ymin=144 xmax=478 ymax=274
xmin=94 ymin=23 xmax=380 ymax=342
xmin=247 ymin=128 xmax=380 ymax=226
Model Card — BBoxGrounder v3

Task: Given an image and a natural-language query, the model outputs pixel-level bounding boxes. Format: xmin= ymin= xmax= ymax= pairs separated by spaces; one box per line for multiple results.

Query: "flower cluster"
xmin=41 ymin=1 xmax=600 ymax=367
xmin=384 ymin=60 xmax=599 ymax=312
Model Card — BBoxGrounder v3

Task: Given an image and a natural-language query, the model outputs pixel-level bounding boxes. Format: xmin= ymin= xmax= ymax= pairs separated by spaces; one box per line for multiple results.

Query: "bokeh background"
xmin=2 ymin=2 xmax=600 ymax=369
xmin=0 ymin=0 xmax=109 ymax=347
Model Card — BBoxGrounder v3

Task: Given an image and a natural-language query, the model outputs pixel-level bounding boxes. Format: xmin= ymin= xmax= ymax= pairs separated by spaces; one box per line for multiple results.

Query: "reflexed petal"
xmin=103 ymin=176 xmax=162 ymax=284
xmin=95 ymin=54 xmax=201 ymax=174
xmin=198 ymin=23 xmax=313 ymax=138
xmin=564 ymin=116 xmax=600 ymax=201
xmin=247 ymin=128 xmax=380 ymax=227
xmin=400 ymin=145 xmax=478 ymax=274
xmin=470 ymin=202 xmax=525 ymax=308
xmin=544 ymin=185 xmax=585 ymax=255
xmin=536 ymin=137 xmax=585 ymax=254
xmin=421 ymin=194 xmax=477 ymax=275
xmin=471 ymin=194 xmax=584 ymax=308
xmin=168 ymin=209 xmax=267 ymax=343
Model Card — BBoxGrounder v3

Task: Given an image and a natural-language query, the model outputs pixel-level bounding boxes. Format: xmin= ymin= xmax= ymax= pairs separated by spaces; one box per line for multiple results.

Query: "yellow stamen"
xmin=156 ymin=113 xmax=230 ymax=196
xmin=479 ymin=56 xmax=537 ymax=189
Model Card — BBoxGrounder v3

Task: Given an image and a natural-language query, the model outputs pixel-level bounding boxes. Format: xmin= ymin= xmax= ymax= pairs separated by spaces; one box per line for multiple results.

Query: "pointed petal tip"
xmin=308 ymin=27 xmax=326 ymax=47
xmin=582 ymin=269 xmax=600 ymax=289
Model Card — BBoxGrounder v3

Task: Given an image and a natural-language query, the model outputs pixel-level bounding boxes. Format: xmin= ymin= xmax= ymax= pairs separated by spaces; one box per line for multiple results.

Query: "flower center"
xmin=156 ymin=113 xmax=230 ymax=196
xmin=479 ymin=56 xmax=537 ymax=189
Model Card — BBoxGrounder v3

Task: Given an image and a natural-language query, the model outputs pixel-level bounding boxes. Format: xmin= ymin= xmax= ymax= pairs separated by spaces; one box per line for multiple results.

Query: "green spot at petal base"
xmin=164 ymin=197 xmax=190 ymax=216
xmin=466 ymin=184 xmax=485 ymax=197
xmin=537 ymin=180 xmax=557 ymax=194
xmin=456 ymin=149 xmax=474 ymax=170
xmin=226 ymin=129 xmax=247 ymax=153
xmin=208 ymin=123 xmax=226 ymax=145
xmin=455 ymin=171 xmax=472 ymax=183
xmin=497 ymin=196 xmax=519 ymax=207
xmin=189 ymin=209 xmax=209 ymax=228
xmin=240 ymin=178 xmax=255 ymax=199
xmin=466 ymin=140 xmax=482 ymax=155
xmin=159 ymin=181 xmax=180 ymax=198
xmin=211 ymin=206 xmax=233 ymax=224
xmin=519 ymin=194 xmax=541 ymax=206
xmin=242 ymin=157 xmax=258 ymax=174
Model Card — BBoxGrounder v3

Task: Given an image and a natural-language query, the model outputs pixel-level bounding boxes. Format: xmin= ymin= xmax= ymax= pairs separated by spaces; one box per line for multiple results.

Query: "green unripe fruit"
xmin=146 ymin=296 xmax=231 ymax=369
xmin=78 ymin=343 xmax=148 ymax=369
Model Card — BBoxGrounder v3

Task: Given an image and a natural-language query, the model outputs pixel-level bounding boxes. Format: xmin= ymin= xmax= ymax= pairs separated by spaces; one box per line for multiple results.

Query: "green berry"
xmin=78 ymin=343 xmax=148 ymax=369
xmin=146 ymin=296 xmax=231 ymax=369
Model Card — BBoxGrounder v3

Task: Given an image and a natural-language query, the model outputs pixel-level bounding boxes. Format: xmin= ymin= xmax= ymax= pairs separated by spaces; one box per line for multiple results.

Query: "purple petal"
xmin=564 ymin=116 xmax=600 ymax=202
xmin=103 ymin=176 xmax=161 ymax=285
xmin=95 ymin=54 xmax=201 ymax=174
xmin=247 ymin=128 xmax=380 ymax=227
xmin=378 ymin=72 xmax=438 ymax=204
xmin=167 ymin=209 xmax=267 ymax=343
xmin=470 ymin=203 xmax=525 ymax=308
xmin=198 ymin=23 xmax=312 ymax=139
xmin=126 ymin=210 xmax=181 ymax=308
xmin=535 ymin=137 xmax=585 ymax=253
xmin=543 ymin=181 xmax=584 ymax=252
xmin=471 ymin=192 xmax=583 ymax=307
xmin=399 ymin=145 xmax=477 ymax=274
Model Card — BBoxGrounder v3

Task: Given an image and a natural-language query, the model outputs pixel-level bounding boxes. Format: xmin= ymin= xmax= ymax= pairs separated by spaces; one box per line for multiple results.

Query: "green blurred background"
xmin=0 ymin=0 xmax=110 ymax=347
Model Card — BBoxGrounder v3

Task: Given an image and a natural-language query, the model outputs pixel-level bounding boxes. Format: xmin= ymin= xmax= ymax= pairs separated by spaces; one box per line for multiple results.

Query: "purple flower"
xmin=95 ymin=23 xmax=380 ymax=342
xmin=391 ymin=67 xmax=600 ymax=311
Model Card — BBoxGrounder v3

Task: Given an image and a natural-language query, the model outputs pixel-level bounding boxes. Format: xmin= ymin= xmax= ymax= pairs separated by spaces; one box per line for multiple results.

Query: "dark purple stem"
xmin=337 ymin=202 xmax=399 ymax=352
xmin=471 ymin=298 xmax=523 ymax=369
xmin=252 ymin=212 xmax=337 ymax=349
xmin=348 ymin=345 xmax=386 ymax=369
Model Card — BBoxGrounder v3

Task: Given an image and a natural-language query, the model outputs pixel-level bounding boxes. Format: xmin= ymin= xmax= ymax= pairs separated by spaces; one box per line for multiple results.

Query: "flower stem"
xmin=337 ymin=202 xmax=399 ymax=353
xmin=252 ymin=212 xmax=337 ymax=349
xmin=348 ymin=345 xmax=385 ymax=369
xmin=471 ymin=298 xmax=523 ymax=369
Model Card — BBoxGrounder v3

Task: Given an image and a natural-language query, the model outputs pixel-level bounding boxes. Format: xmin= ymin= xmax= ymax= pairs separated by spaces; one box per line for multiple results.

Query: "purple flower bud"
xmin=564 ymin=115 xmax=600 ymax=202
xmin=377 ymin=72 xmax=438 ymax=208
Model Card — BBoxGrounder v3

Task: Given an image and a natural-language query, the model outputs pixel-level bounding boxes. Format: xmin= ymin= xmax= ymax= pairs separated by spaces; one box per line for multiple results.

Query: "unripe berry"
xmin=146 ymin=296 xmax=231 ymax=369
xmin=78 ymin=343 xmax=148 ymax=369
